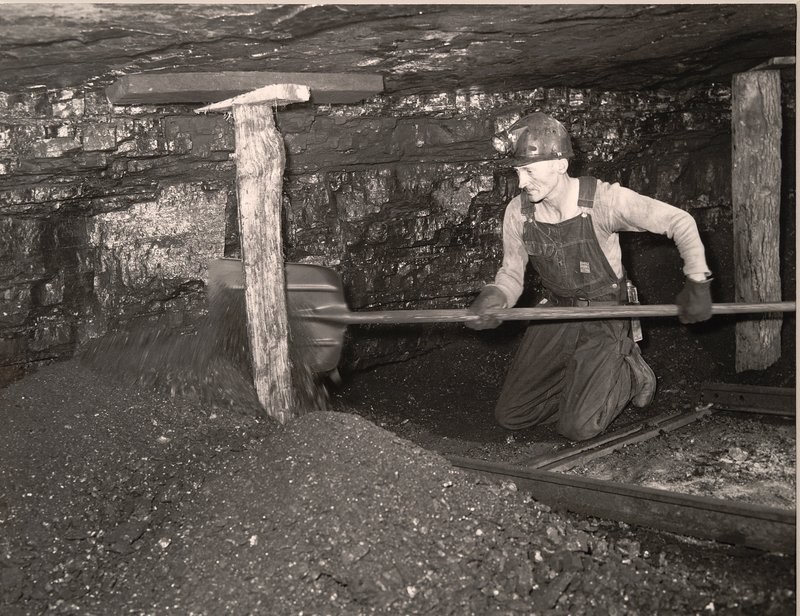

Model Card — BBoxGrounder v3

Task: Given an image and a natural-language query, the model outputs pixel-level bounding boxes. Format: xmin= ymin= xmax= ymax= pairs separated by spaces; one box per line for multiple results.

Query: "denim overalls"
xmin=493 ymin=177 xmax=643 ymax=441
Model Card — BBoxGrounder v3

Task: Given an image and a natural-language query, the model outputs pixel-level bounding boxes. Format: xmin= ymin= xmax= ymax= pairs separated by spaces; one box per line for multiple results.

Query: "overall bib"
xmin=493 ymin=177 xmax=642 ymax=441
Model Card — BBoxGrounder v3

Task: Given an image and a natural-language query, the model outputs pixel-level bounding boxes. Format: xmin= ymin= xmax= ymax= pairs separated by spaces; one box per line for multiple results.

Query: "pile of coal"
xmin=91 ymin=411 xmax=742 ymax=615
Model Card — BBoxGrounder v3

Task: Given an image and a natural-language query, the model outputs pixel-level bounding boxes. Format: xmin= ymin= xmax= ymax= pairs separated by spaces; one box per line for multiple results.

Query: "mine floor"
xmin=0 ymin=329 xmax=795 ymax=613
xmin=0 ymin=346 xmax=796 ymax=614
xmin=334 ymin=338 xmax=796 ymax=512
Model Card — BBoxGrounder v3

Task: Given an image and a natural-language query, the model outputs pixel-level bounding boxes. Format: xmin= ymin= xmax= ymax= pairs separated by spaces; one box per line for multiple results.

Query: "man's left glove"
xmin=676 ymin=278 xmax=712 ymax=324
xmin=466 ymin=286 xmax=507 ymax=330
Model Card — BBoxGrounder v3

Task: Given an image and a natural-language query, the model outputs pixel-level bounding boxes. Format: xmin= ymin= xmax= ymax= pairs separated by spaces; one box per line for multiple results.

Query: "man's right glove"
xmin=466 ymin=286 xmax=507 ymax=330
xmin=675 ymin=277 xmax=712 ymax=324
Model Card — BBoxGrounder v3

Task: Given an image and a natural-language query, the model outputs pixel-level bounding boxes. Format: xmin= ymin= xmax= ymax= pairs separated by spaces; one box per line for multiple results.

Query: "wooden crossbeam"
xmin=106 ymin=71 xmax=384 ymax=105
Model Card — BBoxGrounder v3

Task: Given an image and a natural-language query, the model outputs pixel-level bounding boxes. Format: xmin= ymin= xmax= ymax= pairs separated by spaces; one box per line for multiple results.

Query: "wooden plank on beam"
xmin=195 ymin=83 xmax=310 ymax=112
xmin=106 ymin=71 xmax=384 ymax=105
xmin=750 ymin=56 xmax=796 ymax=71
xmin=731 ymin=70 xmax=783 ymax=372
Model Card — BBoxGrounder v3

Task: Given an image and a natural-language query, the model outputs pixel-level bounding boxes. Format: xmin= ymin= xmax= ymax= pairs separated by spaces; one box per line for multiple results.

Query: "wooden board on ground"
xmin=449 ymin=456 xmax=796 ymax=554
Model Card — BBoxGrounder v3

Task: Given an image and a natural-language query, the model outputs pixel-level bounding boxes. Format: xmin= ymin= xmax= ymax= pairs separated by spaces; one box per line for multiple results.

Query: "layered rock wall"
xmin=0 ymin=81 xmax=793 ymax=381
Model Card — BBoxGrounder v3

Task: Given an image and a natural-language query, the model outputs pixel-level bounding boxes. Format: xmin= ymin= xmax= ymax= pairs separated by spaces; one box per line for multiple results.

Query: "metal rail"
xmin=448 ymin=455 xmax=795 ymax=554
xmin=524 ymin=384 xmax=794 ymax=472
xmin=524 ymin=408 xmax=714 ymax=471
xmin=702 ymin=383 xmax=796 ymax=417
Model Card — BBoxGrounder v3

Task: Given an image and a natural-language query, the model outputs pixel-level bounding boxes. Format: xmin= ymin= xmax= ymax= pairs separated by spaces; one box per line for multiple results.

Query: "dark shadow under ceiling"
xmin=0 ymin=3 xmax=796 ymax=97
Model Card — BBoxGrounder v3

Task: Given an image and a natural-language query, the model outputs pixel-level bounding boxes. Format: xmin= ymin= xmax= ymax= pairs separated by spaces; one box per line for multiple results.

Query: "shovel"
xmin=208 ymin=258 xmax=796 ymax=374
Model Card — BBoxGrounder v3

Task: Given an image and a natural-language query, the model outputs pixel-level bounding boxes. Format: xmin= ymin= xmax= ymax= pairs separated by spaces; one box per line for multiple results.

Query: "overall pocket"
xmin=524 ymin=240 xmax=557 ymax=259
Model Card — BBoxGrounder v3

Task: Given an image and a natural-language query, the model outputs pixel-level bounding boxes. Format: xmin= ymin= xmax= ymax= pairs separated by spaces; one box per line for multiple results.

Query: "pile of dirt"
xmin=0 ymin=361 xmax=795 ymax=615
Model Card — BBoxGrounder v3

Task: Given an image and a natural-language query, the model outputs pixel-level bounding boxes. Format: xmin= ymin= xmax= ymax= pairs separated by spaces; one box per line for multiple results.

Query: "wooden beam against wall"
xmin=731 ymin=69 xmax=783 ymax=372
xmin=106 ymin=71 xmax=383 ymax=105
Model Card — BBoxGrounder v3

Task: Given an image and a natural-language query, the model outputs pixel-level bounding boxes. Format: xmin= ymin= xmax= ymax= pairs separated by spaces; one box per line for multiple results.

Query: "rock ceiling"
xmin=0 ymin=3 xmax=796 ymax=97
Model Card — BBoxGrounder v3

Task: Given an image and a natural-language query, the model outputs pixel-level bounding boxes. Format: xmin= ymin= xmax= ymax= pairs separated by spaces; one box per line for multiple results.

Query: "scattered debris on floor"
xmin=568 ymin=413 xmax=796 ymax=509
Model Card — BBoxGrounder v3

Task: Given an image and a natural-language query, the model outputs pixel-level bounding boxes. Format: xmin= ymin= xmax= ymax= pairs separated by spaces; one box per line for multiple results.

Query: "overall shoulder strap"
xmin=577 ymin=176 xmax=598 ymax=209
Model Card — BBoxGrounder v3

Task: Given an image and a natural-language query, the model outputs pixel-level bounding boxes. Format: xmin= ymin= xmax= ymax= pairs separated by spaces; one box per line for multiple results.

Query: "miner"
xmin=467 ymin=112 xmax=712 ymax=441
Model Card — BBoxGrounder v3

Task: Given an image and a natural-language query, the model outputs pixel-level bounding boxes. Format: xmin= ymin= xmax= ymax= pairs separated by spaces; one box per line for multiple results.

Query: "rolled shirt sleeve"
xmin=602 ymin=183 xmax=711 ymax=280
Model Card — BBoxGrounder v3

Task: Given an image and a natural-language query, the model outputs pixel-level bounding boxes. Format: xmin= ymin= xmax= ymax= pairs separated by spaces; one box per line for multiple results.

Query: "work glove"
xmin=675 ymin=277 xmax=712 ymax=324
xmin=466 ymin=286 xmax=507 ymax=330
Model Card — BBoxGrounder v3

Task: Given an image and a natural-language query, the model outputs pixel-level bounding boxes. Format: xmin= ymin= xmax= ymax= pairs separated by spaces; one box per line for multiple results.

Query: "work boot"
xmin=627 ymin=348 xmax=656 ymax=407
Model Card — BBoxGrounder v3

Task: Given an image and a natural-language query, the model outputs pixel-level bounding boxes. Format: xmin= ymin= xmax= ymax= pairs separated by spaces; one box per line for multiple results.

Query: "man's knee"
xmin=556 ymin=417 xmax=601 ymax=442
xmin=494 ymin=405 xmax=521 ymax=430
xmin=495 ymin=400 xmax=558 ymax=431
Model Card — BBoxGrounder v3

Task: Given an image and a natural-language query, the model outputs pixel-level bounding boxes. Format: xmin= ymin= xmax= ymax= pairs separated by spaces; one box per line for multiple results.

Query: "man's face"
xmin=515 ymin=160 xmax=561 ymax=203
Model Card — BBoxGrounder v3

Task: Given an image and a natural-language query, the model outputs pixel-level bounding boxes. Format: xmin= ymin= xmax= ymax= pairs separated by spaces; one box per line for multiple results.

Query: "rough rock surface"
xmin=0 ymin=4 xmax=794 ymax=95
xmin=0 ymin=79 xmax=764 ymax=377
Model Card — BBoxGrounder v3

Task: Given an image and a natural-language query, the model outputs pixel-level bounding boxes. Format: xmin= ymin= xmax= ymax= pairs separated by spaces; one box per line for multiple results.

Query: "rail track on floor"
xmin=448 ymin=383 xmax=796 ymax=554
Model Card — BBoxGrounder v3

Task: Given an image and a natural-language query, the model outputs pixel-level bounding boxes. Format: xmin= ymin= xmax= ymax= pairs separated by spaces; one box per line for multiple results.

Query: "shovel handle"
xmin=297 ymin=302 xmax=796 ymax=325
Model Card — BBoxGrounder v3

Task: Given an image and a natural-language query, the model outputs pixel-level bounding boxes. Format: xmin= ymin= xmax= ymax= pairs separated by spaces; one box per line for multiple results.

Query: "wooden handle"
xmin=299 ymin=302 xmax=796 ymax=325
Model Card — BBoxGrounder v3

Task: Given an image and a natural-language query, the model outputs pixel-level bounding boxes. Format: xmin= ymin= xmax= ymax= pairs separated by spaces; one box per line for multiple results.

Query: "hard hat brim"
xmin=511 ymin=153 xmax=572 ymax=167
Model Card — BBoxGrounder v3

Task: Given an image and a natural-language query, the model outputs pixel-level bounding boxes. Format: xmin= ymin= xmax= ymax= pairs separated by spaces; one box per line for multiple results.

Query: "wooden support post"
xmin=731 ymin=69 xmax=783 ymax=372
xmin=197 ymin=84 xmax=310 ymax=423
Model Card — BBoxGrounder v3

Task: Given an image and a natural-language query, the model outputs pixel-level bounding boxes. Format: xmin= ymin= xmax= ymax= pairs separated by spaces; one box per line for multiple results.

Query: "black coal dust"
xmin=80 ymin=287 xmax=330 ymax=417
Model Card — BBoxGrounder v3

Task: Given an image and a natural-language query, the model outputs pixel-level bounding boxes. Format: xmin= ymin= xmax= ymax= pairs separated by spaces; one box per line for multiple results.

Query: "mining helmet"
xmin=492 ymin=112 xmax=574 ymax=166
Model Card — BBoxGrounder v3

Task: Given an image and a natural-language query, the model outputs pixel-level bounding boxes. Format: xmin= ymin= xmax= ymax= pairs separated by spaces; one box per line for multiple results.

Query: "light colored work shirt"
xmin=490 ymin=179 xmax=712 ymax=307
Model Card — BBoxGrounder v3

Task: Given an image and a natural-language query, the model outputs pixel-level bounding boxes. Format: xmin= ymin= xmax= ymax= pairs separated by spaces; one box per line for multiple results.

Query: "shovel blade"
xmin=208 ymin=258 xmax=347 ymax=374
